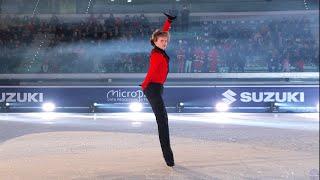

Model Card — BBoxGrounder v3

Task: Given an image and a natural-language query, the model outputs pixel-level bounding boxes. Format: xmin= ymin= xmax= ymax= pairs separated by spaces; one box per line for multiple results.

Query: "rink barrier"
xmin=0 ymin=84 xmax=319 ymax=113
xmin=0 ymin=72 xmax=318 ymax=80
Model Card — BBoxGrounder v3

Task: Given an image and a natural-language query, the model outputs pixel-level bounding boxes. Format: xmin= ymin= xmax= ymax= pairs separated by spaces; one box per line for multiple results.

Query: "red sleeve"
xmin=162 ymin=19 xmax=172 ymax=32
xmin=141 ymin=53 xmax=161 ymax=90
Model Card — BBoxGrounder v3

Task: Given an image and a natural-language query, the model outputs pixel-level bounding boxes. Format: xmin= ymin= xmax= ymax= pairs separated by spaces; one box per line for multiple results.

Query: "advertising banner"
xmin=0 ymin=85 xmax=318 ymax=112
xmin=215 ymin=86 xmax=318 ymax=108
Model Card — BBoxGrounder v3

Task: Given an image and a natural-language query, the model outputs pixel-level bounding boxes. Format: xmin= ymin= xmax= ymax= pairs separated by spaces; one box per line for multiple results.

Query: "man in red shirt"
xmin=208 ymin=46 xmax=219 ymax=73
xmin=175 ymin=45 xmax=186 ymax=73
xmin=140 ymin=13 xmax=176 ymax=167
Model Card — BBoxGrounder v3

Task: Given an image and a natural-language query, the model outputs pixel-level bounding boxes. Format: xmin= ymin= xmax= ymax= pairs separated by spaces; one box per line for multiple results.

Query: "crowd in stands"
xmin=183 ymin=15 xmax=319 ymax=73
xmin=0 ymin=12 xmax=319 ymax=74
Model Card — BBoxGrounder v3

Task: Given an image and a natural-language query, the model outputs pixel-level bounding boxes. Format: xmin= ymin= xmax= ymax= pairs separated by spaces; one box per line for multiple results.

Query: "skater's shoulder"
xmin=151 ymin=48 xmax=169 ymax=61
xmin=152 ymin=46 xmax=168 ymax=56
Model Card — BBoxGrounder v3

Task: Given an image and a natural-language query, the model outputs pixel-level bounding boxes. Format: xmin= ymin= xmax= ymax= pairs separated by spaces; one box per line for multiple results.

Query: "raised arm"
xmin=162 ymin=13 xmax=177 ymax=32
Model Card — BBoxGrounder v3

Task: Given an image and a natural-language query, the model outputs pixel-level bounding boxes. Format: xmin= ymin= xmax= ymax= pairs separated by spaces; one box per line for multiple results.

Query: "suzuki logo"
xmin=222 ymin=89 xmax=237 ymax=104
xmin=221 ymin=89 xmax=305 ymax=104
xmin=0 ymin=92 xmax=44 ymax=103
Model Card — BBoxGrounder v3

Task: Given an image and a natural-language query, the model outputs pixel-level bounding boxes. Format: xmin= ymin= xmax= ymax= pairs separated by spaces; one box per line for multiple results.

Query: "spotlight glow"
xmin=215 ymin=102 xmax=230 ymax=112
xmin=42 ymin=102 xmax=56 ymax=112
xmin=5 ymin=103 xmax=10 ymax=107
xmin=129 ymin=102 xmax=143 ymax=112
xmin=179 ymin=102 xmax=184 ymax=106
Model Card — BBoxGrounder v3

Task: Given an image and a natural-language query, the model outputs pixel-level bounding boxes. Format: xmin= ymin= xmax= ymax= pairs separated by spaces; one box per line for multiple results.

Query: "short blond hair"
xmin=150 ymin=29 xmax=170 ymax=46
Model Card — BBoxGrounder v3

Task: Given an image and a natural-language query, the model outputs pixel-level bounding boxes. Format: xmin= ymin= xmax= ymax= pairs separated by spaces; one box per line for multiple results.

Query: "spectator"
xmin=185 ymin=47 xmax=193 ymax=73
xmin=268 ymin=50 xmax=280 ymax=72
xmin=175 ymin=43 xmax=186 ymax=73
xmin=282 ymin=53 xmax=290 ymax=72
xmin=49 ymin=15 xmax=59 ymax=26
xmin=235 ymin=48 xmax=245 ymax=73
xmin=296 ymin=58 xmax=305 ymax=72
xmin=207 ymin=45 xmax=219 ymax=73
xmin=41 ymin=59 xmax=49 ymax=73
xmin=192 ymin=46 xmax=205 ymax=72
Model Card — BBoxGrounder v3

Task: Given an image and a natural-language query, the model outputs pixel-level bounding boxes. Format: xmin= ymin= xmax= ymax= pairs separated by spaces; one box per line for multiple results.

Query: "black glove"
xmin=163 ymin=12 xmax=177 ymax=21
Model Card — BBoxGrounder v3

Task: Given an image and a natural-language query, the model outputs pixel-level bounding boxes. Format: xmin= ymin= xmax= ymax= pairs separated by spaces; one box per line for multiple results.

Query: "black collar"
xmin=153 ymin=46 xmax=170 ymax=60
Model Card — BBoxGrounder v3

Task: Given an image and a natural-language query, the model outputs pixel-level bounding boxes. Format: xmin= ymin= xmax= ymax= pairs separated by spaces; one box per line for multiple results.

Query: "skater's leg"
xmin=143 ymin=84 xmax=174 ymax=166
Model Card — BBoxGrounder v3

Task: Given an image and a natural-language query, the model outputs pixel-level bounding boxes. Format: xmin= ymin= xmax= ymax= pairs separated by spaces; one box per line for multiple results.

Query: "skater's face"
xmin=154 ymin=36 xmax=168 ymax=50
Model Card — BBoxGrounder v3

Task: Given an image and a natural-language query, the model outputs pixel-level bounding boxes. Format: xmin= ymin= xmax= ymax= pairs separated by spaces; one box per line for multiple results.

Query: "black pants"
xmin=143 ymin=83 xmax=174 ymax=163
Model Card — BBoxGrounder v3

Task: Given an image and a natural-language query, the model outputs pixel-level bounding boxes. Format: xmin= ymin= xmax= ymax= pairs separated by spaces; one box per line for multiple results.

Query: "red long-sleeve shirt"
xmin=141 ymin=19 xmax=172 ymax=90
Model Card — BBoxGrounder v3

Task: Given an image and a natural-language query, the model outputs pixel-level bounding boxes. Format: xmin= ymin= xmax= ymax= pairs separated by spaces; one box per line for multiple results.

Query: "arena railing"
xmin=0 ymin=72 xmax=318 ymax=86
xmin=0 ymin=72 xmax=318 ymax=80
